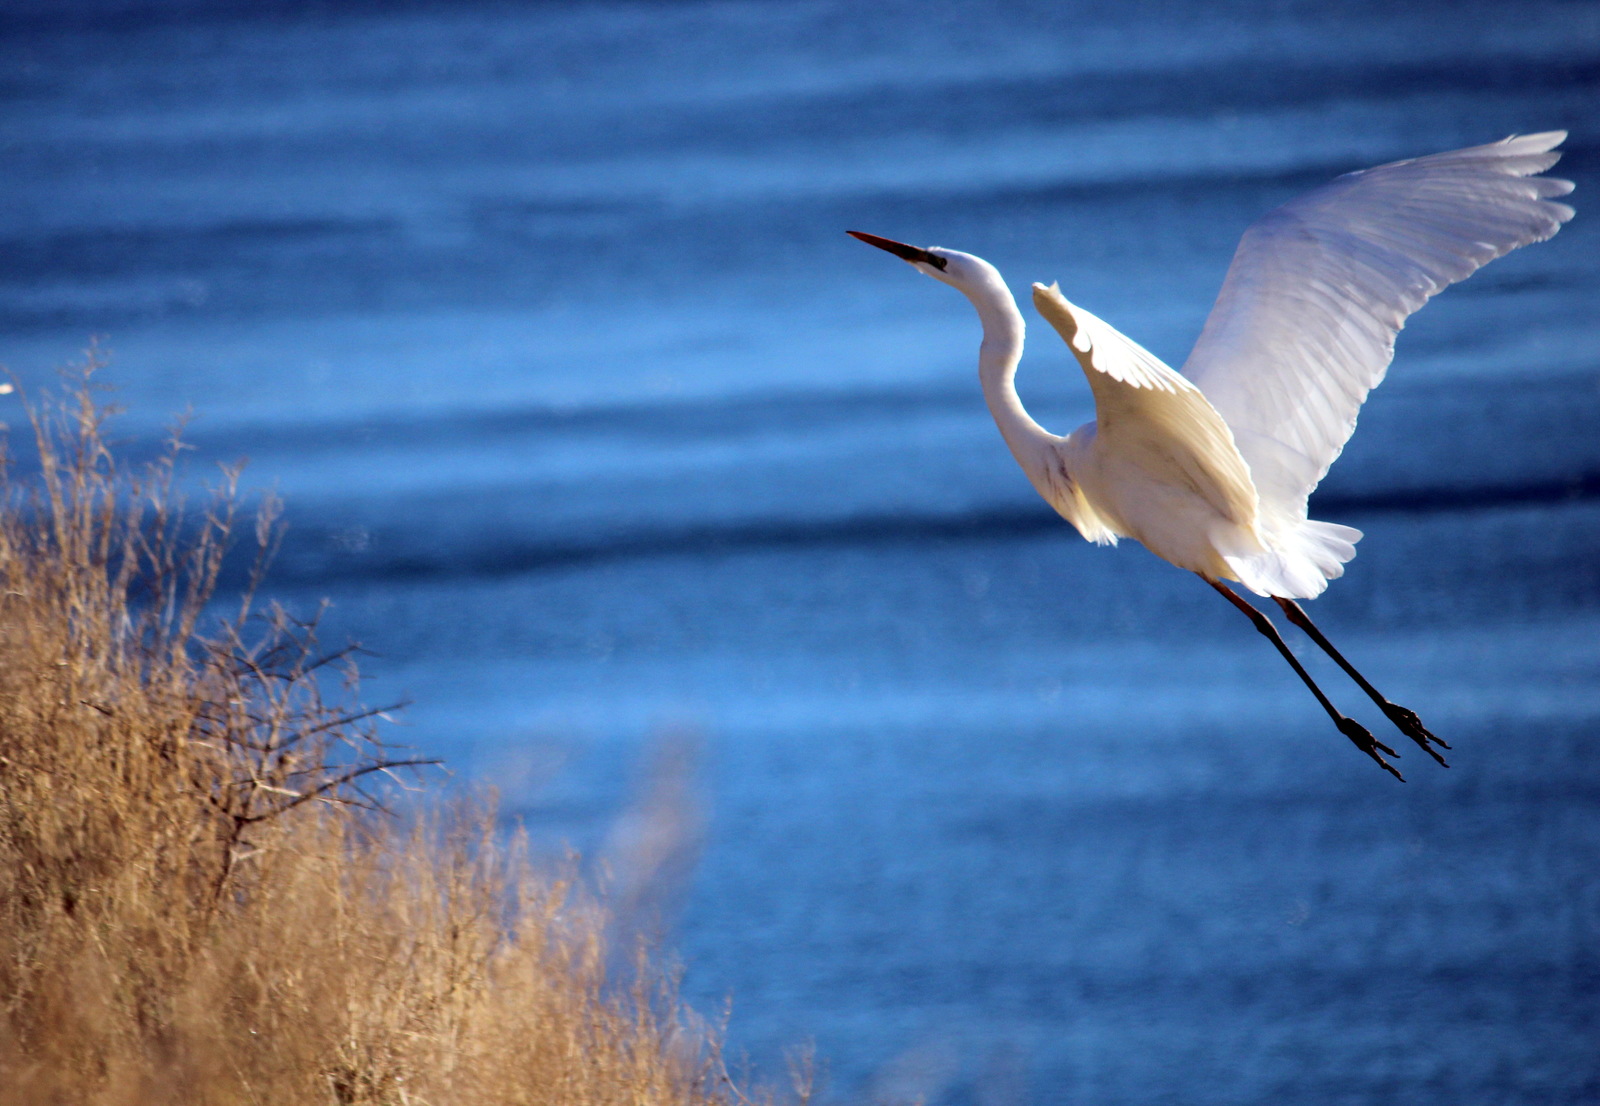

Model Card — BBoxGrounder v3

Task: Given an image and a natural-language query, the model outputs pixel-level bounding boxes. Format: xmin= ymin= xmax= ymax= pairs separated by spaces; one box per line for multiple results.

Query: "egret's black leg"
xmin=1271 ymin=597 xmax=1449 ymax=767
xmin=1205 ymin=578 xmax=1404 ymax=781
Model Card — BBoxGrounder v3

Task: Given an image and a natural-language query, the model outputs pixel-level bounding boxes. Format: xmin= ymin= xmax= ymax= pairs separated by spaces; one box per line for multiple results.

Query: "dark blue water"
xmin=4 ymin=2 xmax=1599 ymax=1101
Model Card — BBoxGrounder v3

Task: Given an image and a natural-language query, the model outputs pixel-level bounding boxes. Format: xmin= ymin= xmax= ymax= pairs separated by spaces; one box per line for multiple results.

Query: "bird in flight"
xmin=850 ymin=132 xmax=1574 ymax=780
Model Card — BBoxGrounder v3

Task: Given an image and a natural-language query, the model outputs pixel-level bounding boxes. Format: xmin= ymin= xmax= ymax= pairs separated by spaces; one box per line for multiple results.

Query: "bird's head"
xmin=847 ymin=231 xmax=992 ymax=291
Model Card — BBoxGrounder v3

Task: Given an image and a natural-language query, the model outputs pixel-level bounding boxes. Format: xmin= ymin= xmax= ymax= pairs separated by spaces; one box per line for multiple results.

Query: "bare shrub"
xmin=0 ymin=359 xmax=783 ymax=1105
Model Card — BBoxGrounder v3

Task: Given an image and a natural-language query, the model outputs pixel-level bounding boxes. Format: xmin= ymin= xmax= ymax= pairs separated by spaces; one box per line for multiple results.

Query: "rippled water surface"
xmin=4 ymin=2 xmax=1599 ymax=1101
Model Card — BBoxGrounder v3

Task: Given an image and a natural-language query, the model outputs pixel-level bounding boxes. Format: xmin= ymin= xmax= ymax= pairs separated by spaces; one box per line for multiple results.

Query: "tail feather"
xmin=1224 ymin=519 xmax=1363 ymax=599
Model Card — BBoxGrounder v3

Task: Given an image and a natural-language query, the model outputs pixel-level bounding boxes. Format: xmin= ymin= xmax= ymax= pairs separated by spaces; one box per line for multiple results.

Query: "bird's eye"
xmin=928 ymin=255 xmax=949 ymax=271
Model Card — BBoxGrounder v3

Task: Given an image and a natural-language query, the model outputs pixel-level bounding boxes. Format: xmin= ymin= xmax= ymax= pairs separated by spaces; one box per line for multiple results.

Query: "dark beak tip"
xmin=846 ymin=230 xmax=947 ymax=270
xmin=846 ymin=230 xmax=895 ymax=248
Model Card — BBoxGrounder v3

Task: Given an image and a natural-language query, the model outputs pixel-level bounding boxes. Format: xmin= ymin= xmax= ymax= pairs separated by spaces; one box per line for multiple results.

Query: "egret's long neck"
xmin=958 ymin=267 xmax=1057 ymax=476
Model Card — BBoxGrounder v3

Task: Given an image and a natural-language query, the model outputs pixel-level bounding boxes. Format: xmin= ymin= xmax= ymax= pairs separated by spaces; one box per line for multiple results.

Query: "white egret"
xmin=850 ymin=131 xmax=1574 ymax=780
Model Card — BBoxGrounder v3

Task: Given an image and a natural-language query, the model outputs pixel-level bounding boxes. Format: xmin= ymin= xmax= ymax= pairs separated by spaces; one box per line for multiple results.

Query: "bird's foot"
xmin=1379 ymin=701 xmax=1450 ymax=767
xmin=1337 ymin=717 xmax=1405 ymax=782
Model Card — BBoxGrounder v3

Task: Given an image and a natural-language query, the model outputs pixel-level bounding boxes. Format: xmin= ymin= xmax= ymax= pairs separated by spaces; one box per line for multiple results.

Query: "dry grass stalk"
xmin=0 ymin=360 xmax=789 ymax=1105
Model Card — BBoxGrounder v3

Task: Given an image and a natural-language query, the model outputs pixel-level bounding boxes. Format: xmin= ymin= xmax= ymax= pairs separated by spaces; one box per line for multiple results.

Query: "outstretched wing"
xmin=1032 ymin=282 xmax=1259 ymax=533
xmin=1181 ymin=131 xmax=1574 ymax=523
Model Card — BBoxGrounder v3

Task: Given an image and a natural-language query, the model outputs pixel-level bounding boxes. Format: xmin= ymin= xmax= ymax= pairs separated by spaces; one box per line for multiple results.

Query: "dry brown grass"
xmin=0 ymin=362 xmax=800 ymax=1105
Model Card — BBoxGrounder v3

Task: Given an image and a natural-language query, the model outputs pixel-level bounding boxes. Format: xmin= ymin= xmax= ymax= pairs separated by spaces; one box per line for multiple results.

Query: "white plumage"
xmin=847 ymin=132 xmax=1574 ymax=778
xmin=1182 ymin=131 xmax=1574 ymax=594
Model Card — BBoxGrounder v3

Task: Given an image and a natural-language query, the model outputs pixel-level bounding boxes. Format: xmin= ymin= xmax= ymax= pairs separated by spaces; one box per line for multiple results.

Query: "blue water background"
xmin=4 ymin=2 xmax=1599 ymax=1101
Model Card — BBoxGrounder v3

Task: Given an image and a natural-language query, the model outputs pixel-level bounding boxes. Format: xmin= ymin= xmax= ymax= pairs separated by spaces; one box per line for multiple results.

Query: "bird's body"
xmin=1027 ymin=283 xmax=1363 ymax=598
xmin=988 ymin=281 xmax=1275 ymax=586
xmin=850 ymin=131 xmax=1575 ymax=778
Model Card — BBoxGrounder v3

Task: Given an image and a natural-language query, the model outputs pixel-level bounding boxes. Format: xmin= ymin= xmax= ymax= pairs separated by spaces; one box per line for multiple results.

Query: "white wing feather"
xmin=1181 ymin=131 xmax=1575 ymax=524
xmin=1031 ymin=282 xmax=1260 ymax=536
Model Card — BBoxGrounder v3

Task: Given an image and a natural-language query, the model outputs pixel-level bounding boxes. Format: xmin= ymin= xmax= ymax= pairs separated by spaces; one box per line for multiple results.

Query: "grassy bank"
xmin=0 ymin=368 xmax=791 ymax=1105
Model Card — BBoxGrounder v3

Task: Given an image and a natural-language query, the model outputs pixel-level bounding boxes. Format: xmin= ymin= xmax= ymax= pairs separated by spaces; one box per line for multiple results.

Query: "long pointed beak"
xmin=847 ymin=230 xmax=948 ymax=271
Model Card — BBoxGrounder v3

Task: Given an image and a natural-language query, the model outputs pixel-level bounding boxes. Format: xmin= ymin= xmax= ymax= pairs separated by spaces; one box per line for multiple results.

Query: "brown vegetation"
xmin=0 ymin=364 xmax=795 ymax=1105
